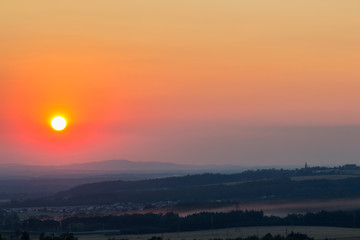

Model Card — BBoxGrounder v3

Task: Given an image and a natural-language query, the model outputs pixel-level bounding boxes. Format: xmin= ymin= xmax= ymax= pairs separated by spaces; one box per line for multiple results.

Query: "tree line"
xmin=1 ymin=210 xmax=360 ymax=234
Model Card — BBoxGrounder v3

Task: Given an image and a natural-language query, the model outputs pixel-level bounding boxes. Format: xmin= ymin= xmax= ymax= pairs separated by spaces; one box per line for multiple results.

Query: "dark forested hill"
xmin=6 ymin=165 xmax=360 ymax=207
xmin=57 ymin=168 xmax=294 ymax=196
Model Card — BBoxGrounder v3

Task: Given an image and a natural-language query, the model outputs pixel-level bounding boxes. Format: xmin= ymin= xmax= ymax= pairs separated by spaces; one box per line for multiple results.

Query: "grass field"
xmin=76 ymin=226 xmax=360 ymax=240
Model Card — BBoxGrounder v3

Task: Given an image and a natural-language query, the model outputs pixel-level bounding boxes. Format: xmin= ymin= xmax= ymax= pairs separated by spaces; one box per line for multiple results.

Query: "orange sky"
xmin=1 ymin=1 xmax=360 ymax=166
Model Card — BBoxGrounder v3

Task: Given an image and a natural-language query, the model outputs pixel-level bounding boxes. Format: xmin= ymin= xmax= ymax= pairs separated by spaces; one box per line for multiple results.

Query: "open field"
xmin=76 ymin=226 xmax=360 ymax=240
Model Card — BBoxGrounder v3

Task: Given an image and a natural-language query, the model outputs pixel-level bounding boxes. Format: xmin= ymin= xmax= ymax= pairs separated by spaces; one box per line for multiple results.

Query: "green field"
xmin=75 ymin=226 xmax=360 ymax=240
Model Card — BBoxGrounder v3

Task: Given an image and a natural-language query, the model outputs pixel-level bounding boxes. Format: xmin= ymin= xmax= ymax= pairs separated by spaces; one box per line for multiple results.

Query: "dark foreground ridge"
xmin=145 ymin=234 xmax=315 ymax=240
xmin=0 ymin=231 xmax=315 ymax=240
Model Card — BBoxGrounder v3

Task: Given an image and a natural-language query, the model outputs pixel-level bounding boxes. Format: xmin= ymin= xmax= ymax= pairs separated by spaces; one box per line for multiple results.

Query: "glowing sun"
xmin=51 ymin=116 xmax=67 ymax=131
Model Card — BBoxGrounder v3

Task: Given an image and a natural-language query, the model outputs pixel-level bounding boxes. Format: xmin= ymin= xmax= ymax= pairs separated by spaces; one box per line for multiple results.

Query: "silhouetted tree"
xmin=59 ymin=233 xmax=77 ymax=240
xmin=20 ymin=231 xmax=30 ymax=240
xmin=39 ymin=232 xmax=45 ymax=240
xmin=262 ymin=233 xmax=274 ymax=240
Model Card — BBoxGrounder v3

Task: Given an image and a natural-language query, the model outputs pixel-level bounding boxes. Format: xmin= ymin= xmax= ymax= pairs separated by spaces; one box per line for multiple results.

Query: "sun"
xmin=51 ymin=116 xmax=67 ymax=131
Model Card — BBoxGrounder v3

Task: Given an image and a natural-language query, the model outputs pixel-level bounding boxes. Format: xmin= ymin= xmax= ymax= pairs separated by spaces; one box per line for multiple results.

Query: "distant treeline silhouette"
xmin=0 ymin=231 xmax=77 ymax=240
xmin=1 ymin=210 xmax=360 ymax=234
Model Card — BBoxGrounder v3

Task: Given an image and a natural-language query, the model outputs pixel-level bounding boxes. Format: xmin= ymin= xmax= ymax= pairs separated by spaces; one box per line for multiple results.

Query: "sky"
xmin=0 ymin=1 xmax=360 ymax=166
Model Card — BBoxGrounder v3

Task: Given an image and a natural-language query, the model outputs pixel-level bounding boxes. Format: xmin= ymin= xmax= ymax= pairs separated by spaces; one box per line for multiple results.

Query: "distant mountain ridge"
xmin=0 ymin=159 xmax=258 ymax=179
xmin=60 ymin=159 xmax=200 ymax=172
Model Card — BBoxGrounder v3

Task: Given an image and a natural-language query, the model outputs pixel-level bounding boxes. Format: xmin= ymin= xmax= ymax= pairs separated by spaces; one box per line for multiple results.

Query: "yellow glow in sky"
xmin=0 ymin=1 xmax=360 ymax=166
